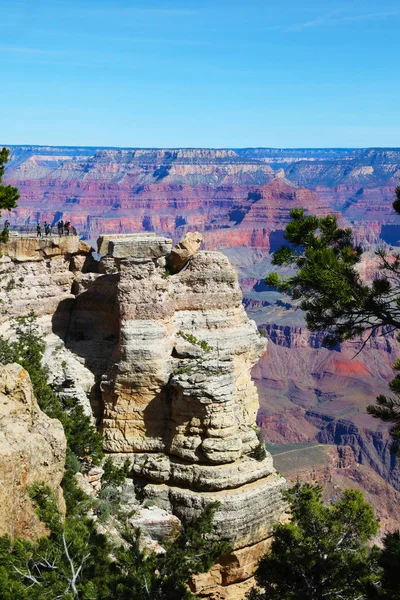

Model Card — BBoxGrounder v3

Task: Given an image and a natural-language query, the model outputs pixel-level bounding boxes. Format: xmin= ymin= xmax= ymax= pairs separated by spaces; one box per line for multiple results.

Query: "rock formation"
xmin=0 ymin=363 xmax=66 ymax=539
xmin=0 ymin=234 xmax=92 ymax=331
xmin=167 ymin=230 xmax=203 ymax=273
xmin=0 ymin=232 xmax=287 ymax=598
xmin=3 ymin=144 xmax=400 ymax=551
xmin=93 ymin=233 xmax=287 ymax=598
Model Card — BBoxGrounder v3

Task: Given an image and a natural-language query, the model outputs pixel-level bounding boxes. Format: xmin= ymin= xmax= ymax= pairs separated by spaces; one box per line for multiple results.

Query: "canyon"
xmin=2 ymin=145 xmax=400 ymax=536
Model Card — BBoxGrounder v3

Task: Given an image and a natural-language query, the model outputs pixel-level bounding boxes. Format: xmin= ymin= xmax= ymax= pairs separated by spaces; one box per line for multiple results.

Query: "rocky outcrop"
xmin=0 ymin=234 xmax=92 ymax=331
xmin=90 ymin=234 xmax=287 ymax=598
xmin=167 ymin=231 xmax=203 ymax=273
xmin=0 ymin=363 xmax=66 ymax=539
xmin=0 ymin=232 xmax=285 ymax=596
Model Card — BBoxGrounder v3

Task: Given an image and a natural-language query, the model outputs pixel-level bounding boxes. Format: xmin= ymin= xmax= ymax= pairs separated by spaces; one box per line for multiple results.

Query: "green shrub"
xmin=102 ymin=456 xmax=132 ymax=487
xmin=5 ymin=277 xmax=15 ymax=291
xmin=177 ymin=330 xmax=213 ymax=352
xmin=251 ymin=442 xmax=267 ymax=461
xmin=0 ymin=485 xmax=228 ymax=600
xmin=0 ymin=227 xmax=9 ymax=244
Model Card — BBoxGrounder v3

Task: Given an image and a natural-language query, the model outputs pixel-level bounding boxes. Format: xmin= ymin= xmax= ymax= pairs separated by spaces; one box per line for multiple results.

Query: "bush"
xmin=102 ymin=457 xmax=132 ymax=487
xmin=249 ymin=483 xmax=380 ymax=600
xmin=0 ymin=485 xmax=228 ymax=600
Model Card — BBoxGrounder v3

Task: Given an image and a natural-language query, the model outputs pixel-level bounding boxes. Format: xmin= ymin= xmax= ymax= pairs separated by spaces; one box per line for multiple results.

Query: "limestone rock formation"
xmin=129 ymin=505 xmax=180 ymax=542
xmin=0 ymin=232 xmax=286 ymax=597
xmin=0 ymin=235 xmax=92 ymax=331
xmin=95 ymin=234 xmax=287 ymax=598
xmin=0 ymin=363 xmax=66 ymax=539
xmin=167 ymin=231 xmax=203 ymax=273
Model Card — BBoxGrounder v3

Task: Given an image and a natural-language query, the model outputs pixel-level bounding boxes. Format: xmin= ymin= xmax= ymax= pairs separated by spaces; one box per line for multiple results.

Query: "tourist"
xmin=36 ymin=223 xmax=42 ymax=237
xmin=65 ymin=221 xmax=71 ymax=236
xmin=57 ymin=221 xmax=63 ymax=235
xmin=45 ymin=222 xmax=51 ymax=236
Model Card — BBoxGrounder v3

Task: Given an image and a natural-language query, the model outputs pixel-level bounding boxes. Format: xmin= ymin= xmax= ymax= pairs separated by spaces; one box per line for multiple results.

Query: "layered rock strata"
xmin=0 ymin=363 xmax=66 ymax=539
xmin=98 ymin=234 xmax=287 ymax=598
xmin=0 ymin=235 xmax=92 ymax=331
xmin=0 ymin=233 xmax=286 ymax=596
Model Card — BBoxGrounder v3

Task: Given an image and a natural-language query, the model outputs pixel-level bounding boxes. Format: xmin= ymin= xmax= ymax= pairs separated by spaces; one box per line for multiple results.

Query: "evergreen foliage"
xmin=367 ymin=530 xmax=400 ymax=600
xmin=0 ymin=483 xmax=228 ymax=600
xmin=0 ymin=147 xmax=19 ymax=214
xmin=0 ymin=312 xmax=104 ymax=464
xmin=101 ymin=457 xmax=132 ymax=488
xmin=248 ymin=483 xmax=380 ymax=600
xmin=265 ymin=200 xmax=400 ymax=449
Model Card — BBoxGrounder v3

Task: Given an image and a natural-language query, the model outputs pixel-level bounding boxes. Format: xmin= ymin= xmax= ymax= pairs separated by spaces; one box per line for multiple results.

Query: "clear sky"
xmin=2 ymin=0 xmax=400 ymax=148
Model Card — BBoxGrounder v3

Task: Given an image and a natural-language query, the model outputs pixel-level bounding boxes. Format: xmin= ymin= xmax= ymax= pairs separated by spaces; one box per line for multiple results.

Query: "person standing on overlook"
xmin=36 ymin=223 xmax=41 ymax=237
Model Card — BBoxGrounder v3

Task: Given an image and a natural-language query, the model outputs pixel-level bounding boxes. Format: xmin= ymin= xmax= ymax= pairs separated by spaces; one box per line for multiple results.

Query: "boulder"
xmin=129 ymin=505 xmax=181 ymax=541
xmin=167 ymin=231 xmax=203 ymax=273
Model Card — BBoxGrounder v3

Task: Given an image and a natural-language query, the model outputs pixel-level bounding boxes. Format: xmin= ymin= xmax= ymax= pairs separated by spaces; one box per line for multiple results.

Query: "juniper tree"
xmin=0 ymin=147 xmax=19 ymax=213
xmin=0 ymin=147 xmax=18 ymax=241
xmin=265 ymin=190 xmax=400 ymax=449
xmin=248 ymin=483 xmax=379 ymax=600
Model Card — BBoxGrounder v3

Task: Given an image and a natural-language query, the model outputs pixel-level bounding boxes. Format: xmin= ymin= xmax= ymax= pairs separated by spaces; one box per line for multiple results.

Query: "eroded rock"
xmin=168 ymin=231 xmax=203 ymax=273
xmin=97 ymin=234 xmax=287 ymax=598
xmin=0 ymin=363 xmax=66 ymax=539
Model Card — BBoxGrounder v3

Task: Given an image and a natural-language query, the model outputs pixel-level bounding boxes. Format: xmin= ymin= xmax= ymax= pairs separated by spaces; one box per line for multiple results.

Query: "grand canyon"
xmin=4 ymin=145 xmax=400 ymax=530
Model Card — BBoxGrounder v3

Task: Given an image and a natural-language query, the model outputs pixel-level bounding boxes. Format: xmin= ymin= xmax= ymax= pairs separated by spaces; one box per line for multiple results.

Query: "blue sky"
xmin=2 ymin=0 xmax=400 ymax=148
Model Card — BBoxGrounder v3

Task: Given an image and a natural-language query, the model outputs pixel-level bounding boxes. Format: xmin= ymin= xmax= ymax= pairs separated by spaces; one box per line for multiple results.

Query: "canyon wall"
xmin=0 ymin=233 xmax=287 ymax=599
xmin=4 ymin=146 xmax=400 ymax=249
xmin=3 ymin=147 xmax=340 ymax=249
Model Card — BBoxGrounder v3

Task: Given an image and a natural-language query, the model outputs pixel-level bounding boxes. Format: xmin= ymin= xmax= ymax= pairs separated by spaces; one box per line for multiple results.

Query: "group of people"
xmin=36 ymin=220 xmax=72 ymax=237
xmin=36 ymin=221 xmax=52 ymax=237
xmin=57 ymin=220 xmax=72 ymax=236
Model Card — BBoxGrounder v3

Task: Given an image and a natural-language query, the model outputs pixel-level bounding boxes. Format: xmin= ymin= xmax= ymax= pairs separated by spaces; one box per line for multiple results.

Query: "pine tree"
xmin=248 ymin=483 xmax=379 ymax=600
xmin=372 ymin=531 xmax=400 ymax=600
xmin=264 ymin=199 xmax=400 ymax=449
xmin=0 ymin=147 xmax=19 ymax=212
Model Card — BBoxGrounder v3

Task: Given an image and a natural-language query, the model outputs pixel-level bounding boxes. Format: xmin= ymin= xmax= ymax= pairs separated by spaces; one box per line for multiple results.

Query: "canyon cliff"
xmin=2 ymin=145 xmax=400 ymax=540
xmin=0 ymin=233 xmax=287 ymax=599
